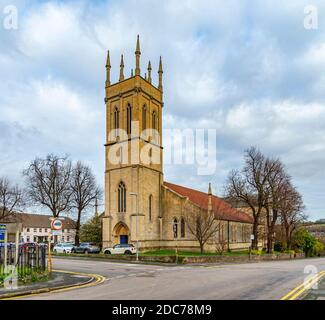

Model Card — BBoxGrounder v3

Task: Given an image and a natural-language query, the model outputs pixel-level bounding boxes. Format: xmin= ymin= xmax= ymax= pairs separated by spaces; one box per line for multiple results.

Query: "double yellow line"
xmin=280 ymin=271 xmax=325 ymax=300
xmin=2 ymin=270 xmax=106 ymax=300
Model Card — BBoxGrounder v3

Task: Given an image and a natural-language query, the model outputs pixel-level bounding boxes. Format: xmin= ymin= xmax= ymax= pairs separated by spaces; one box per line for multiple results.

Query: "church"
xmin=102 ymin=37 xmax=254 ymax=252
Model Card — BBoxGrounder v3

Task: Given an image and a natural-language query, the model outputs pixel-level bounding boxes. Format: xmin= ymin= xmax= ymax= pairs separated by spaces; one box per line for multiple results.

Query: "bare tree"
xmin=70 ymin=162 xmax=102 ymax=246
xmin=184 ymin=204 xmax=221 ymax=254
xmin=23 ymin=154 xmax=72 ymax=218
xmin=183 ymin=194 xmax=234 ymax=254
xmin=279 ymin=186 xmax=306 ymax=249
xmin=225 ymin=147 xmax=269 ymax=250
xmin=263 ymin=158 xmax=290 ymax=253
xmin=0 ymin=177 xmax=24 ymax=221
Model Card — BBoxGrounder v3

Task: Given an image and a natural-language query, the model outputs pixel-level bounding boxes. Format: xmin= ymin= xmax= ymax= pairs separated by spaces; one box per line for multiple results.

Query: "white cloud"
xmin=0 ymin=0 xmax=325 ymax=219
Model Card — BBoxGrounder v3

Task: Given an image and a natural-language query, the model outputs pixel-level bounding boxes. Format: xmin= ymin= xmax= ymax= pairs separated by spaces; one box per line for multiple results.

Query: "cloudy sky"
xmin=0 ymin=0 xmax=324 ymax=220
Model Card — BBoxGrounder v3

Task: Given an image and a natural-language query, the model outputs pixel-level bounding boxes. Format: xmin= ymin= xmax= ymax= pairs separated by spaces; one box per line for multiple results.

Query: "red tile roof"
xmin=164 ymin=182 xmax=253 ymax=224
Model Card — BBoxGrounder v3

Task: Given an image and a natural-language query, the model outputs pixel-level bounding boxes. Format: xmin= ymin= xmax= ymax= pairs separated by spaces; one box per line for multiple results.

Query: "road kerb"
xmin=0 ymin=269 xmax=106 ymax=300
xmin=280 ymin=271 xmax=325 ymax=300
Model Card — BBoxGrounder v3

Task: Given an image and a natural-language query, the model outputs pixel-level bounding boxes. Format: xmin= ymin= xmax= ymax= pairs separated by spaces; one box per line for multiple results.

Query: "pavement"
xmin=0 ymin=270 xmax=94 ymax=299
xmin=302 ymin=276 xmax=325 ymax=300
xmin=13 ymin=256 xmax=325 ymax=300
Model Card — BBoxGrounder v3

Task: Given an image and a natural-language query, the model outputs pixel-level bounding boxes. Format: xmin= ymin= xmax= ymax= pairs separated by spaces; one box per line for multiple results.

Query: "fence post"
xmin=4 ymin=231 xmax=7 ymax=270
xmin=15 ymin=230 xmax=19 ymax=265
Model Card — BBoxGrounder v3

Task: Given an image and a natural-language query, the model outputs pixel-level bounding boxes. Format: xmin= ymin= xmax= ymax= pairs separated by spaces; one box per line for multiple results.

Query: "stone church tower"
xmin=102 ymin=36 xmax=164 ymax=247
xmin=102 ymin=37 xmax=255 ymax=252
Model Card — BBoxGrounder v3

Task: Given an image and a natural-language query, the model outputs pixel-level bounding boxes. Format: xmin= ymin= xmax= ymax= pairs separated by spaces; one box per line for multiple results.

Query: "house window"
xmin=126 ymin=104 xmax=132 ymax=135
xmin=181 ymin=218 xmax=185 ymax=238
xmin=173 ymin=218 xmax=178 ymax=238
xmin=67 ymin=236 xmax=70 ymax=242
xmin=27 ymin=228 xmax=30 ymax=232
xmin=142 ymin=106 xmax=147 ymax=131
xmin=149 ymin=195 xmax=153 ymax=222
xmin=39 ymin=228 xmax=42 ymax=232
xmin=33 ymin=228 xmax=37 ymax=233
xmin=118 ymin=181 xmax=126 ymax=213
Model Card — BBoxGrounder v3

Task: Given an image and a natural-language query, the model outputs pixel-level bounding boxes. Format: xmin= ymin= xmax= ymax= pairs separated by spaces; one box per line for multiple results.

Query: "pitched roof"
xmin=0 ymin=213 xmax=76 ymax=229
xmin=164 ymin=182 xmax=253 ymax=224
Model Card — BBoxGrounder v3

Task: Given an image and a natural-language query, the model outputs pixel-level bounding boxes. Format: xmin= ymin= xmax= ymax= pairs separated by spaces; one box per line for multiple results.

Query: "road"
xmin=20 ymin=257 xmax=325 ymax=300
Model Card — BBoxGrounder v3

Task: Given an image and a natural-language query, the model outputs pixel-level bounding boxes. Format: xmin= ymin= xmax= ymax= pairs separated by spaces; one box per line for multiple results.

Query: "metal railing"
xmin=0 ymin=244 xmax=47 ymax=276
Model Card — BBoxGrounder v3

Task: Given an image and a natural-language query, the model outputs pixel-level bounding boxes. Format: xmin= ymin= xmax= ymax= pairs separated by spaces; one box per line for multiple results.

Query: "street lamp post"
xmin=129 ymin=192 xmax=139 ymax=261
xmin=170 ymin=220 xmax=180 ymax=264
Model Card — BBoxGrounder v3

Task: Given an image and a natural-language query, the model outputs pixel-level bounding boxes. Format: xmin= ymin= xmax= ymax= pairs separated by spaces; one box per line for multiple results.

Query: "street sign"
xmin=52 ymin=230 xmax=62 ymax=236
xmin=51 ymin=219 xmax=63 ymax=231
xmin=0 ymin=224 xmax=6 ymax=243
xmin=51 ymin=219 xmax=63 ymax=236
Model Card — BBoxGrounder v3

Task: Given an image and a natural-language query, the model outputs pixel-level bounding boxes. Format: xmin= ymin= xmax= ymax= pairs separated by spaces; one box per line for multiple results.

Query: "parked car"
xmin=103 ymin=244 xmax=137 ymax=255
xmin=53 ymin=243 xmax=74 ymax=254
xmin=19 ymin=242 xmax=39 ymax=252
xmin=71 ymin=242 xmax=100 ymax=254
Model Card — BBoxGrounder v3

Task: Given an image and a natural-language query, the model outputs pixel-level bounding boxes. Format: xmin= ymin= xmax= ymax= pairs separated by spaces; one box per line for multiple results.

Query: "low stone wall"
xmin=181 ymin=252 xmax=305 ymax=264
xmin=54 ymin=252 xmax=305 ymax=264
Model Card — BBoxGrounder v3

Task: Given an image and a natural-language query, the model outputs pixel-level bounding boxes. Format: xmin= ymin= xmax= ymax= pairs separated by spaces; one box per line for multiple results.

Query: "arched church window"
xmin=173 ymin=218 xmax=178 ymax=238
xmin=149 ymin=195 xmax=153 ymax=222
xmin=142 ymin=105 xmax=147 ymax=131
xmin=118 ymin=181 xmax=126 ymax=213
xmin=152 ymin=111 xmax=156 ymax=130
xmin=126 ymin=104 xmax=132 ymax=135
xmin=181 ymin=218 xmax=185 ymax=238
xmin=219 ymin=225 xmax=224 ymax=242
xmin=114 ymin=107 xmax=120 ymax=135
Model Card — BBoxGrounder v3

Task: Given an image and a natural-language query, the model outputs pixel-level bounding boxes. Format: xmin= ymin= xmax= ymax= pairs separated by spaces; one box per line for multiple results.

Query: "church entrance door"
xmin=120 ymin=235 xmax=128 ymax=244
xmin=113 ymin=222 xmax=130 ymax=245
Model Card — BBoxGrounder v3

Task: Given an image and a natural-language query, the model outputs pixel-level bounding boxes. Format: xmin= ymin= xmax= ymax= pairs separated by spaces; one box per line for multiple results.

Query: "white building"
xmin=3 ymin=213 xmax=76 ymax=244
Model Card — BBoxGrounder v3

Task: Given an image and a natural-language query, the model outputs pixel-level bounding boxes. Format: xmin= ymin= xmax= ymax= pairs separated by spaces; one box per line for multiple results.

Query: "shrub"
xmin=313 ymin=241 xmax=324 ymax=257
xmin=283 ymin=249 xmax=295 ymax=255
xmin=293 ymin=228 xmax=317 ymax=257
xmin=251 ymin=250 xmax=262 ymax=255
xmin=274 ymin=242 xmax=284 ymax=252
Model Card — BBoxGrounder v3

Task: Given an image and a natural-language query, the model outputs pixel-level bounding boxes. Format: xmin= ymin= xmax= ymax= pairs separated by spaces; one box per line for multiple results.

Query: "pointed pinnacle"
xmin=106 ymin=50 xmax=111 ymax=68
xmin=120 ymin=54 xmax=124 ymax=67
xmin=208 ymin=183 xmax=212 ymax=195
xmin=136 ymin=34 xmax=141 ymax=53
xmin=158 ymin=56 xmax=163 ymax=73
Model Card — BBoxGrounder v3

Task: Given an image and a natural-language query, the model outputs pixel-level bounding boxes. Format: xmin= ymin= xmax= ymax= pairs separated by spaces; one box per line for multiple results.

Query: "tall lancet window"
xmin=114 ymin=107 xmax=120 ymax=135
xmin=118 ymin=181 xmax=126 ymax=213
xmin=126 ymin=104 xmax=132 ymax=135
xmin=149 ymin=195 xmax=153 ymax=222
xmin=181 ymin=218 xmax=185 ymax=238
xmin=152 ymin=111 xmax=156 ymax=130
xmin=173 ymin=218 xmax=178 ymax=238
xmin=142 ymin=105 xmax=147 ymax=131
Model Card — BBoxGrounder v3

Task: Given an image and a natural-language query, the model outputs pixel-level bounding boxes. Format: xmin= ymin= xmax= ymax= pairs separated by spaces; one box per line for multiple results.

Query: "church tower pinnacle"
xmin=135 ymin=35 xmax=141 ymax=76
xmin=105 ymin=50 xmax=111 ymax=87
xmin=119 ymin=54 xmax=125 ymax=82
xmin=158 ymin=56 xmax=163 ymax=92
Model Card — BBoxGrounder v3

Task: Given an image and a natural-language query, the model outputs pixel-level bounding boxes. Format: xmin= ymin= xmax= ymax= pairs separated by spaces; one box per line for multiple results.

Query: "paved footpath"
xmin=18 ymin=257 xmax=325 ymax=300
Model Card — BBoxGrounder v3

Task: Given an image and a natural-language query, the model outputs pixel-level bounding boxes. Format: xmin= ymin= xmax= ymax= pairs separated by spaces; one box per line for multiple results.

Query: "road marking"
xmin=2 ymin=270 xmax=106 ymax=300
xmin=280 ymin=271 xmax=325 ymax=300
